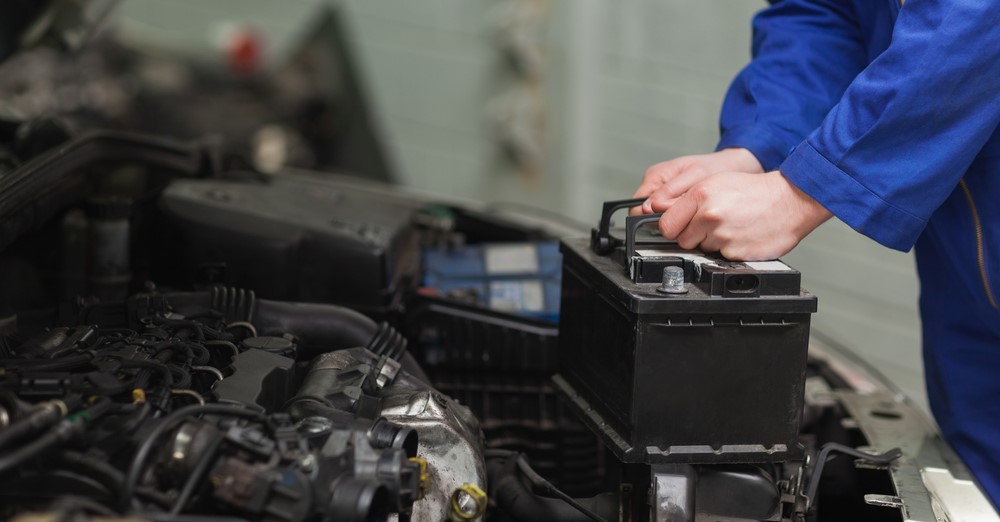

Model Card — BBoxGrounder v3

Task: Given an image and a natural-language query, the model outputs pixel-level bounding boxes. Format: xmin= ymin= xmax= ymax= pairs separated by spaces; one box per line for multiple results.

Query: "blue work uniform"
xmin=717 ymin=0 xmax=1000 ymax=505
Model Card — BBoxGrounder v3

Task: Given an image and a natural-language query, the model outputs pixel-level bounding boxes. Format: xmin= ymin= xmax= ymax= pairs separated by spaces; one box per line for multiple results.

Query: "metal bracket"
xmin=651 ymin=464 xmax=696 ymax=522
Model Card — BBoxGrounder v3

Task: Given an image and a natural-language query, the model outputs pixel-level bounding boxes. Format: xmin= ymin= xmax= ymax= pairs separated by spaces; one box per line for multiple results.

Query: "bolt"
xmin=449 ymin=483 xmax=487 ymax=520
xmin=296 ymin=416 xmax=334 ymax=436
xmin=657 ymin=265 xmax=687 ymax=294
xmin=458 ymin=491 xmax=479 ymax=515
xmin=299 ymin=454 xmax=316 ymax=473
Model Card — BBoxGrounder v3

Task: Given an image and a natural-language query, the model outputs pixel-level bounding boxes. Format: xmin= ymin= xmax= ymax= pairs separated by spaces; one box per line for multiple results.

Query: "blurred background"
xmin=338 ymin=0 xmax=923 ymax=409
xmin=0 ymin=0 xmax=924 ymax=409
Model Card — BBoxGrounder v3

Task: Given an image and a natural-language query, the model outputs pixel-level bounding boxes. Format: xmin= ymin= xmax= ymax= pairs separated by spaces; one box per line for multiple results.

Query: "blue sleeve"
xmin=780 ymin=0 xmax=1000 ymax=252
xmin=717 ymin=0 xmax=868 ymax=171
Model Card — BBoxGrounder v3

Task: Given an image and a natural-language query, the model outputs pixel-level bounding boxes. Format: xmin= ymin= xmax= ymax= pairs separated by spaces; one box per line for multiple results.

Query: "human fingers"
xmin=658 ymin=190 xmax=700 ymax=240
xmin=633 ymin=159 xmax=686 ymax=200
xmin=644 ymin=196 xmax=679 ymax=214
xmin=675 ymin=219 xmax=708 ymax=250
xmin=631 ymin=159 xmax=686 ymax=215
xmin=645 ymin=166 xmax=717 ymax=213
xmin=674 ymin=189 xmax=727 ymax=250
xmin=698 ymin=231 xmax=729 ymax=255
xmin=628 ymin=198 xmax=664 ymax=216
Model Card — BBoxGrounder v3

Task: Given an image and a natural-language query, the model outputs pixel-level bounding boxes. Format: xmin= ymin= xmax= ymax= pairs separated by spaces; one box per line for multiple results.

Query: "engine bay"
xmin=0 ymin=124 xmax=966 ymax=522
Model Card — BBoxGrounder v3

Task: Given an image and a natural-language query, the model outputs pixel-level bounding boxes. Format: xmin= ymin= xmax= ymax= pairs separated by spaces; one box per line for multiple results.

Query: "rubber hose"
xmin=164 ymin=291 xmax=378 ymax=360
xmin=486 ymin=457 xmax=618 ymax=521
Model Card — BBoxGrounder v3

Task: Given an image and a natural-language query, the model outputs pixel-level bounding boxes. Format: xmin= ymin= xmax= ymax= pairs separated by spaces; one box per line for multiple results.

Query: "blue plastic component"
xmin=422 ymin=241 xmax=562 ymax=322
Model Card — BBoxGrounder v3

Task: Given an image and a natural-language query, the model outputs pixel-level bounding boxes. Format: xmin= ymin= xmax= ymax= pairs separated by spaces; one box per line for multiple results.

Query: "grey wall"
xmin=342 ymin=0 xmax=927 ymax=408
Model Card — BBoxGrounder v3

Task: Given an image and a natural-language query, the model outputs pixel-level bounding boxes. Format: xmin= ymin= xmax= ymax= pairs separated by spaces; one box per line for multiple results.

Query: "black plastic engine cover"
xmin=553 ymin=237 xmax=817 ymax=465
xmin=157 ymin=174 xmax=422 ymax=315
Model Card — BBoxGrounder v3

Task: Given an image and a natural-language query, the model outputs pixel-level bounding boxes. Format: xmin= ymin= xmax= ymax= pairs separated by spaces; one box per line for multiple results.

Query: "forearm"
xmin=718 ymin=0 xmax=867 ymax=170
xmin=779 ymin=0 xmax=1000 ymax=251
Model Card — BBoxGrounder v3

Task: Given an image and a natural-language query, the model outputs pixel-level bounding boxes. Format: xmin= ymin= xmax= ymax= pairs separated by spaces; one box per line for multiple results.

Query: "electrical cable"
xmin=120 ymin=403 xmax=152 ymax=434
xmin=6 ymin=353 xmax=92 ymax=371
xmin=171 ymin=389 xmax=206 ymax=406
xmin=198 ymin=324 xmax=231 ymax=341
xmin=169 ymin=433 xmax=224 ymax=515
xmin=225 ymin=321 xmax=257 ymax=338
xmin=151 ymin=317 xmax=206 ymax=340
xmin=0 ymin=400 xmax=65 ymax=450
xmin=187 ymin=343 xmax=212 ymax=366
xmin=151 ymin=339 xmax=184 ymax=354
xmin=50 ymin=495 xmax=119 ymax=519
xmin=168 ymin=365 xmax=193 ymax=389
xmin=485 ymin=449 xmax=607 ymax=522
xmin=202 ymin=340 xmax=240 ymax=359
xmin=805 ymin=442 xmax=903 ymax=509
xmin=57 ymin=450 xmax=125 ymax=495
xmin=515 ymin=455 xmax=607 ymax=522
xmin=121 ymin=404 xmax=266 ymax=511
xmin=120 ymin=359 xmax=174 ymax=387
xmin=135 ymin=487 xmax=175 ymax=510
xmin=75 ymin=397 xmax=114 ymax=420
xmin=0 ymin=398 xmax=110 ymax=475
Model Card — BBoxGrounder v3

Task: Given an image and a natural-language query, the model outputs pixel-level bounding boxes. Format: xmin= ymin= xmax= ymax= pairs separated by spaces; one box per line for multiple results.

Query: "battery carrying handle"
xmin=624 ymin=213 xmax=664 ymax=263
xmin=591 ymin=198 xmax=647 ymax=255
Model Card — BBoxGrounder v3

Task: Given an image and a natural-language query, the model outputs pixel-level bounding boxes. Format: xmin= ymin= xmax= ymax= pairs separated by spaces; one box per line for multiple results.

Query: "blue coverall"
xmin=716 ymin=0 xmax=1000 ymax=504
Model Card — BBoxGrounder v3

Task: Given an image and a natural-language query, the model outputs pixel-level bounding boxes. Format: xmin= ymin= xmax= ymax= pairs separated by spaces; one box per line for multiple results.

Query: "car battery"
xmin=421 ymin=241 xmax=561 ymax=322
xmin=553 ymin=198 xmax=817 ymax=465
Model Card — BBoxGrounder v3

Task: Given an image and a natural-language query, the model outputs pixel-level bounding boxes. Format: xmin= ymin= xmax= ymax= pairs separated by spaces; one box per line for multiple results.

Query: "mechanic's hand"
xmin=658 ymin=170 xmax=832 ymax=260
xmin=632 ymin=148 xmax=763 ymax=215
